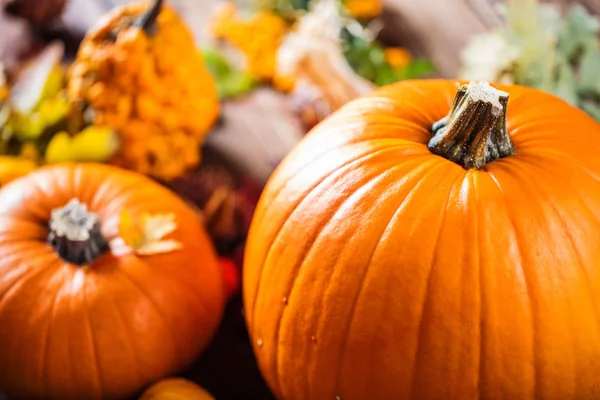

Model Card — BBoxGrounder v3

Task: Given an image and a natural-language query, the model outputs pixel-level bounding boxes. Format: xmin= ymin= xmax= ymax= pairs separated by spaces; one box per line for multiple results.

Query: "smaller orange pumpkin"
xmin=139 ymin=378 xmax=215 ymax=400
xmin=0 ymin=163 xmax=224 ymax=400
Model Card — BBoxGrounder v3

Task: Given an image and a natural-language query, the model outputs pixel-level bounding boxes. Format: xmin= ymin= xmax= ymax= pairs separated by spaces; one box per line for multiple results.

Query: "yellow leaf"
xmin=72 ymin=125 xmax=120 ymax=162
xmin=0 ymin=156 xmax=37 ymax=186
xmin=118 ymin=209 xmax=144 ymax=249
xmin=45 ymin=131 xmax=74 ymax=163
xmin=114 ymin=210 xmax=182 ymax=256
xmin=45 ymin=126 xmax=120 ymax=164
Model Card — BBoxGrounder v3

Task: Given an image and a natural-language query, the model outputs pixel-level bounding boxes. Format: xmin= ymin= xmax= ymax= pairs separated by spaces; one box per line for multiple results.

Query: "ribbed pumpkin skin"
xmin=0 ymin=163 xmax=224 ymax=400
xmin=243 ymin=80 xmax=600 ymax=400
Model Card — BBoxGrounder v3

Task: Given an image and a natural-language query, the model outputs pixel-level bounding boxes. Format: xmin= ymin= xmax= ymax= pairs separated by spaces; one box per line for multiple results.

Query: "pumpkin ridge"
xmin=510 ymin=157 xmax=600 ymax=332
xmin=81 ymin=276 xmax=104 ymax=397
xmin=104 ymin=283 xmax=144 ymax=388
xmin=270 ymin=176 xmax=389 ymax=398
xmin=273 ymin=170 xmax=395 ymax=400
xmin=306 ymin=157 xmax=447 ymax=397
xmin=0 ymin=253 xmax=61 ymax=311
xmin=493 ymin=160 xmax=600 ymax=396
xmin=36 ymin=265 xmax=68 ymax=398
xmin=65 ymin=268 xmax=80 ymax=399
xmin=248 ymin=143 xmax=425 ymax=327
xmin=409 ymin=169 xmax=466 ymax=399
xmin=541 ymin=195 xmax=600 ymax=384
xmin=487 ymin=171 xmax=537 ymax=396
xmin=97 ymin=183 xmax=158 ymax=223
xmin=331 ymin=159 xmax=457 ymax=399
xmin=513 ymin=136 xmax=600 ymax=154
xmin=90 ymin=181 xmax=139 ymax=222
xmin=114 ymin=265 xmax=181 ymax=359
xmin=264 ymin=138 xmax=423 ymax=211
xmin=0 ymin=245 xmax=55 ymax=304
xmin=324 ymin=117 xmax=428 ymax=141
xmin=472 ymin=172 xmax=485 ymax=400
xmin=269 ymin=155 xmax=429 ymax=400
xmin=528 ymin=153 xmax=600 ymax=225
xmin=515 ymin=149 xmax=600 ymax=188
xmin=163 ymin=260 xmax=217 ymax=338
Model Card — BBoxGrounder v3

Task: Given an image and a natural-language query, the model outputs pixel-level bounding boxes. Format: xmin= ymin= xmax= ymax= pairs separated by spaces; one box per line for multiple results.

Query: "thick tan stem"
xmin=428 ymin=81 xmax=513 ymax=169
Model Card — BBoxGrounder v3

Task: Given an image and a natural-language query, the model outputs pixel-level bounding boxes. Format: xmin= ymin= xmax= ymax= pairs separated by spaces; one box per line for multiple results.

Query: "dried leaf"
xmin=113 ymin=210 xmax=182 ymax=256
xmin=118 ymin=209 xmax=144 ymax=249
xmin=9 ymin=41 xmax=64 ymax=114
xmin=277 ymin=0 xmax=374 ymax=123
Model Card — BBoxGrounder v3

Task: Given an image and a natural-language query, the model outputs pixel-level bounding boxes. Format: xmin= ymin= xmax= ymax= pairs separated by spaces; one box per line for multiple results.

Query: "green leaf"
xmin=577 ymin=47 xmax=600 ymax=92
xmin=367 ymin=46 xmax=386 ymax=66
xmin=374 ymin=66 xmax=396 ymax=86
xmin=203 ymin=48 xmax=233 ymax=77
xmin=202 ymin=47 xmax=258 ymax=100
xmin=218 ymin=72 xmax=258 ymax=99
xmin=401 ymin=59 xmax=435 ymax=79
xmin=580 ymin=100 xmax=600 ymax=121
xmin=551 ymin=58 xmax=578 ymax=105
xmin=557 ymin=4 xmax=599 ymax=57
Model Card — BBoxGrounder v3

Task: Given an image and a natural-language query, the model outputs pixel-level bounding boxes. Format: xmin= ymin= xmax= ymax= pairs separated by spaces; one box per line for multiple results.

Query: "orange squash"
xmin=139 ymin=378 xmax=214 ymax=400
xmin=0 ymin=163 xmax=224 ymax=400
xmin=243 ymin=80 xmax=600 ymax=399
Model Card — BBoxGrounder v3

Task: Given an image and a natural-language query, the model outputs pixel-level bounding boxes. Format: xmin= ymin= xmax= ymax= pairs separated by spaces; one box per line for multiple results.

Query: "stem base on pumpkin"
xmin=428 ymin=81 xmax=513 ymax=169
xmin=48 ymin=198 xmax=109 ymax=266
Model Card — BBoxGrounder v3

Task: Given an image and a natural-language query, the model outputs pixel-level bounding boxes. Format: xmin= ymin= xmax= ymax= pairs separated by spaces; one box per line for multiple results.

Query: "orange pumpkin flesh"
xmin=0 ymin=163 xmax=224 ymax=400
xmin=243 ymin=80 xmax=600 ymax=399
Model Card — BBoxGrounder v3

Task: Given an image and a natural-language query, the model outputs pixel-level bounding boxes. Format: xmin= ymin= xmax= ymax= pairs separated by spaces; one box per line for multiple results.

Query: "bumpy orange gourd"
xmin=67 ymin=0 xmax=219 ymax=180
xmin=244 ymin=80 xmax=600 ymax=399
xmin=139 ymin=378 xmax=215 ymax=400
xmin=0 ymin=163 xmax=224 ymax=400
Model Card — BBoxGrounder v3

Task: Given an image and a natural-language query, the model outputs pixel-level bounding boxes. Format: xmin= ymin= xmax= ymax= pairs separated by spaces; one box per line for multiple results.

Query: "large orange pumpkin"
xmin=243 ymin=80 xmax=600 ymax=399
xmin=0 ymin=163 xmax=224 ymax=400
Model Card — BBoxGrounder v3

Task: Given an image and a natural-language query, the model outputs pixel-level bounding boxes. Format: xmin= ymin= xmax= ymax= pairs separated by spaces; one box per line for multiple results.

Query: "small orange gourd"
xmin=139 ymin=378 xmax=215 ymax=400
xmin=0 ymin=163 xmax=224 ymax=400
xmin=244 ymin=80 xmax=600 ymax=399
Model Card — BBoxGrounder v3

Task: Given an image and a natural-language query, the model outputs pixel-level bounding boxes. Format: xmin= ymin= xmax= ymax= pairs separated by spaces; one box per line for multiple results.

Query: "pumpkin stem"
xmin=133 ymin=0 xmax=163 ymax=33
xmin=48 ymin=198 xmax=109 ymax=266
xmin=428 ymin=81 xmax=514 ymax=169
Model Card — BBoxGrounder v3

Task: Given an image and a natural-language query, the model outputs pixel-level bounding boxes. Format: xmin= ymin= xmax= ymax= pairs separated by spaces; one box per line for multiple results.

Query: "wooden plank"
xmin=380 ymin=0 xmax=489 ymax=78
